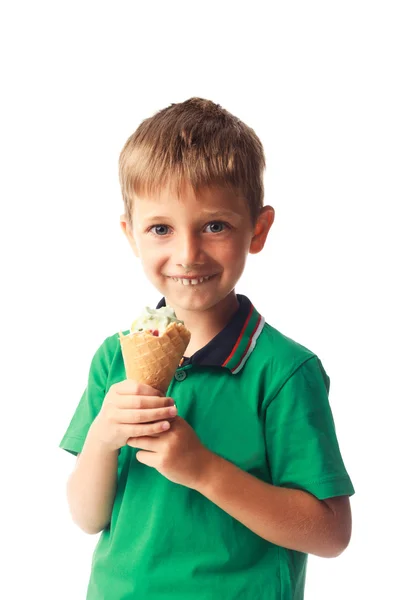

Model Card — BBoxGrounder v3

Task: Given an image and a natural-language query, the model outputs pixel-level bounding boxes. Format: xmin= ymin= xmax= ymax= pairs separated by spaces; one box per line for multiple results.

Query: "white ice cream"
xmin=130 ymin=306 xmax=183 ymax=335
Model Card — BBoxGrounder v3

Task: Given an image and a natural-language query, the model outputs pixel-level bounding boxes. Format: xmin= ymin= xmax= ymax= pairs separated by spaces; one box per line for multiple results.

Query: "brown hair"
xmin=119 ymin=97 xmax=266 ymax=228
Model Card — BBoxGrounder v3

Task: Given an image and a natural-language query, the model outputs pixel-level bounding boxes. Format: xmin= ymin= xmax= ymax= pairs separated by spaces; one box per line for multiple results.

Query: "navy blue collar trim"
xmin=155 ymin=294 xmax=253 ymax=368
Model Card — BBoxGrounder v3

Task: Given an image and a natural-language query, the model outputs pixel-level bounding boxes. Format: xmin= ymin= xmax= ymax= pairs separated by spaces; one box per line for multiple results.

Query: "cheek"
xmin=219 ymin=238 xmax=248 ymax=263
xmin=139 ymin=242 xmax=167 ymax=272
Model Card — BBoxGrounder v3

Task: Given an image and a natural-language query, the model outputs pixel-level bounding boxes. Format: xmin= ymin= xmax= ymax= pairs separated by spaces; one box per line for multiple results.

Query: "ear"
xmin=249 ymin=206 xmax=275 ymax=254
xmin=120 ymin=214 xmax=140 ymax=257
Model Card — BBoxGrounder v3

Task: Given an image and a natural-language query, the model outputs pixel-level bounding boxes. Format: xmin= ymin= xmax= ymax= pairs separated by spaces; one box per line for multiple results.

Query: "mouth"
xmin=166 ymin=274 xmax=218 ymax=286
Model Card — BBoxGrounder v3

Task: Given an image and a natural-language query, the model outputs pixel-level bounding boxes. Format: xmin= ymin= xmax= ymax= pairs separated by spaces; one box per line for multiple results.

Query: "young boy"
xmin=60 ymin=97 xmax=354 ymax=599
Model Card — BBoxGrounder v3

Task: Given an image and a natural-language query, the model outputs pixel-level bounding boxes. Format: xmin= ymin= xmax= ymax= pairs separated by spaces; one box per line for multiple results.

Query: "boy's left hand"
xmin=127 ymin=416 xmax=213 ymax=489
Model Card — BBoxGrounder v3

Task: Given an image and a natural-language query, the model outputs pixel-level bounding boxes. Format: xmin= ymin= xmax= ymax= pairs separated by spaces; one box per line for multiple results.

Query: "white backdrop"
xmin=1 ymin=1 xmax=399 ymax=598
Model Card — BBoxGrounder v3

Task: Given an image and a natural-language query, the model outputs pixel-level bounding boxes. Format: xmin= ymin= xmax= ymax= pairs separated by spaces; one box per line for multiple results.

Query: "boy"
xmin=60 ymin=98 xmax=354 ymax=599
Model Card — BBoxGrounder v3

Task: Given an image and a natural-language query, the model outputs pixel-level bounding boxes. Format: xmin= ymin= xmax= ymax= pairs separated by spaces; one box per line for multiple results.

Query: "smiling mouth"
xmin=167 ymin=274 xmax=217 ymax=286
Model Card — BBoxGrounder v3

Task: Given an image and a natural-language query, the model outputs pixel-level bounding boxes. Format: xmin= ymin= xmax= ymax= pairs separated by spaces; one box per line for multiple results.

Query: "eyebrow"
xmin=143 ymin=210 xmax=242 ymax=222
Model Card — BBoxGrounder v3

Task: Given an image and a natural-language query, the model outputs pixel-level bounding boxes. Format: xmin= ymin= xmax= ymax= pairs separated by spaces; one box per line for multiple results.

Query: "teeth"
xmin=171 ymin=275 xmax=213 ymax=286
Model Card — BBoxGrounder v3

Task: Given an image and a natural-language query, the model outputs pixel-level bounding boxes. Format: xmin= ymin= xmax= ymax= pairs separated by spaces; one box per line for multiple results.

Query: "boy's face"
xmin=120 ymin=182 xmax=274 ymax=314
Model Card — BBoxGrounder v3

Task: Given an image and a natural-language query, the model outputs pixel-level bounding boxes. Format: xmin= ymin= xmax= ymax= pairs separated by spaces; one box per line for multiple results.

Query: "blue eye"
xmin=205 ymin=221 xmax=228 ymax=233
xmin=150 ymin=225 xmax=170 ymax=236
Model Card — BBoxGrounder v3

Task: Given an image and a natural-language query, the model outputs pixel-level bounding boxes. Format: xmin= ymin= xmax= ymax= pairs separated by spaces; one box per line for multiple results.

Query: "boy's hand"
xmin=89 ymin=380 xmax=177 ymax=452
xmin=127 ymin=415 xmax=214 ymax=489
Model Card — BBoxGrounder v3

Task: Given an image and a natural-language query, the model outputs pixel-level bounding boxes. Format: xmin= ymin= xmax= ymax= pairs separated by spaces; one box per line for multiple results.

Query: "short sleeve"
xmin=265 ymin=355 xmax=355 ymax=500
xmin=59 ymin=338 xmax=111 ymax=456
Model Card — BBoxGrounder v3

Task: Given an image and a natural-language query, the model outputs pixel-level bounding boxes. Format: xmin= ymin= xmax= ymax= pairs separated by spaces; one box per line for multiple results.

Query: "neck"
xmin=167 ymin=291 xmax=240 ymax=356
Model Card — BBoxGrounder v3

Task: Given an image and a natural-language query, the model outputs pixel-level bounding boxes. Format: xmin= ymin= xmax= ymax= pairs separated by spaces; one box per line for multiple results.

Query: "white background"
xmin=1 ymin=1 xmax=399 ymax=598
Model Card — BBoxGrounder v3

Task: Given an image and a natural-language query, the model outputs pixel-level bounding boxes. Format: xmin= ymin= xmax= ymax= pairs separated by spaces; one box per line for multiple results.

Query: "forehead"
xmin=133 ymin=181 xmax=249 ymax=220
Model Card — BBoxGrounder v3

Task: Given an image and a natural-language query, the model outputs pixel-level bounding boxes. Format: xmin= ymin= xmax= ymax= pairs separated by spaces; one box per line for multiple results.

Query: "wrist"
xmin=86 ymin=420 xmax=120 ymax=456
xmin=192 ymin=449 xmax=222 ymax=494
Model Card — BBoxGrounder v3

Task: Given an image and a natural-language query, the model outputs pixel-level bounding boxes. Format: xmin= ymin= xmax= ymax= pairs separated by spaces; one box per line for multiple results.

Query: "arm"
xmin=195 ymin=452 xmax=352 ymax=558
xmin=65 ymin=380 xmax=175 ymax=535
xmin=66 ymin=423 xmax=118 ymax=535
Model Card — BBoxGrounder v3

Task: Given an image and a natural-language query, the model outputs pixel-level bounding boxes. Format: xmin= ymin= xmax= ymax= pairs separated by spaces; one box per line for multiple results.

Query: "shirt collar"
xmin=155 ymin=294 xmax=265 ymax=374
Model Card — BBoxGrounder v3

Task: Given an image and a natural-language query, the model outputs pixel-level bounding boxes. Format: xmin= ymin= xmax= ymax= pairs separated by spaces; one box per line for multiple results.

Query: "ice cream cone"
xmin=119 ymin=321 xmax=191 ymax=393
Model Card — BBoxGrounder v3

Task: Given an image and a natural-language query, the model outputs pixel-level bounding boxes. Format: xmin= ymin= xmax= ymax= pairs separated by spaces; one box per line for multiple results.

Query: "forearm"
xmin=67 ymin=423 xmax=118 ymax=535
xmin=195 ymin=452 xmax=346 ymax=558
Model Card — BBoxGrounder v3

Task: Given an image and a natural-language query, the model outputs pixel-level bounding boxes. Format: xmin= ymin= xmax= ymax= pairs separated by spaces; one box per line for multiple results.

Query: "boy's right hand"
xmin=89 ymin=380 xmax=177 ymax=452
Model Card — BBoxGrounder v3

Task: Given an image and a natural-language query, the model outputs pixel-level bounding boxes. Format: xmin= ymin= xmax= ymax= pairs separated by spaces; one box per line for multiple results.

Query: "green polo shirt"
xmin=60 ymin=295 xmax=354 ymax=600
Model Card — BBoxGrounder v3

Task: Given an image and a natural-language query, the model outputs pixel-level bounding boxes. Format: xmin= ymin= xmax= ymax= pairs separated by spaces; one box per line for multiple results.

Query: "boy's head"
xmin=119 ymin=97 xmax=266 ymax=231
xmin=119 ymin=98 xmax=274 ymax=315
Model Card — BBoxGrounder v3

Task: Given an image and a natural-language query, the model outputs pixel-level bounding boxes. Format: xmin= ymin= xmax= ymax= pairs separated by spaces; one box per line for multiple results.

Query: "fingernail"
xmin=167 ymin=398 xmax=175 ymax=406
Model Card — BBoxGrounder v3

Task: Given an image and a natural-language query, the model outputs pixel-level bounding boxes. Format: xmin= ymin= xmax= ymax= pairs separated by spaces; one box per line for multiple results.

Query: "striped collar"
xmin=155 ymin=294 xmax=265 ymax=374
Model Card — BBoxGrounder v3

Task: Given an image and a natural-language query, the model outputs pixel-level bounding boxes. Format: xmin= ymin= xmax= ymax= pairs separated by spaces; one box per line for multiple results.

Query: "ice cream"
xmin=130 ymin=305 xmax=183 ymax=337
xmin=119 ymin=305 xmax=191 ymax=393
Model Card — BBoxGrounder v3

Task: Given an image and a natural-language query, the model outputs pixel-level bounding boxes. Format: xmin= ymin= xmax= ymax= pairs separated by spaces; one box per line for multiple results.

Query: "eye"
xmin=148 ymin=221 xmax=230 ymax=236
xmin=204 ymin=221 xmax=229 ymax=233
xmin=149 ymin=224 xmax=171 ymax=236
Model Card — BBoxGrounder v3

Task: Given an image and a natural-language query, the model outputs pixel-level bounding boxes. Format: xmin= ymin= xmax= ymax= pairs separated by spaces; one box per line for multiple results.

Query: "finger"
xmin=127 ymin=436 xmax=158 ymax=451
xmin=116 ymin=405 xmax=177 ymax=424
xmin=123 ymin=419 xmax=171 ymax=438
xmin=135 ymin=450 xmax=156 ymax=467
xmin=116 ymin=395 xmax=175 ymax=410
xmin=115 ymin=380 xmax=165 ymax=397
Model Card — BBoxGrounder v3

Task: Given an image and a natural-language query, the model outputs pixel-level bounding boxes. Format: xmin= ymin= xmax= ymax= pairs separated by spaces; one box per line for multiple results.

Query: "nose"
xmin=175 ymin=231 xmax=203 ymax=267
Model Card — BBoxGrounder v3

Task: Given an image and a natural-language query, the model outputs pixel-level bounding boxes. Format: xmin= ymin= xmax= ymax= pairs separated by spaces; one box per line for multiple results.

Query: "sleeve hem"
xmin=299 ymin=475 xmax=355 ymax=500
xmin=59 ymin=435 xmax=86 ymax=456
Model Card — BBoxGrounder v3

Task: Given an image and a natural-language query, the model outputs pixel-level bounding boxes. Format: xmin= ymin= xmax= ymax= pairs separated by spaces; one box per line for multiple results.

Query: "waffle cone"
xmin=119 ymin=322 xmax=191 ymax=393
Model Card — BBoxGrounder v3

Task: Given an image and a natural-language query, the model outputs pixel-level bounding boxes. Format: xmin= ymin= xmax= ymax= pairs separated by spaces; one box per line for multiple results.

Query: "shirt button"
xmin=174 ymin=370 xmax=187 ymax=382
